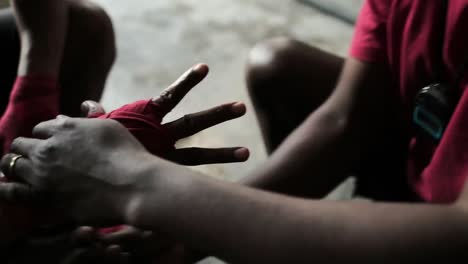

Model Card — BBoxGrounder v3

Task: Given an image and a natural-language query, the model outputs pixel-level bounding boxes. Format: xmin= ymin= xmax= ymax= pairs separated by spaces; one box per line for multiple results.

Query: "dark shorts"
xmin=0 ymin=8 xmax=19 ymax=115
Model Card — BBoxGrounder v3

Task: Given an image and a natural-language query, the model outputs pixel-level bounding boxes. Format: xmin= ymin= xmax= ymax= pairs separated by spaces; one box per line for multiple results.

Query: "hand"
xmin=102 ymin=227 xmax=207 ymax=264
xmin=81 ymin=64 xmax=250 ymax=166
xmin=4 ymin=226 xmax=130 ymax=264
xmin=76 ymin=226 xmax=189 ymax=264
xmin=1 ymin=117 xmax=152 ymax=224
xmin=58 ymin=226 xmax=131 ymax=264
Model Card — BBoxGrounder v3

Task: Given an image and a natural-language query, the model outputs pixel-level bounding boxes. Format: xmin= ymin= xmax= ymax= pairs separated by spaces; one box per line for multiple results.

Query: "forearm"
xmin=12 ymin=0 xmax=67 ymax=76
xmin=240 ymin=58 xmax=390 ymax=198
xmin=240 ymin=107 xmax=352 ymax=197
xmin=192 ymin=113 xmax=350 ymax=262
xmin=125 ymin=161 xmax=468 ymax=264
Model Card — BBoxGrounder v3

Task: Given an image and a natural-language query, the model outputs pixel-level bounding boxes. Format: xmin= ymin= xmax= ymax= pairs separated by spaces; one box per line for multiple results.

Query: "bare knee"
xmin=246 ymin=37 xmax=301 ymax=101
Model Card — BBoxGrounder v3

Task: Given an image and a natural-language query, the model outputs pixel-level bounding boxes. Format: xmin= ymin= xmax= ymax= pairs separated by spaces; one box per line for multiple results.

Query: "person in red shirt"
xmin=1 ymin=0 xmax=468 ymax=263
xmin=246 ymin=0 xmax=468 ymax=203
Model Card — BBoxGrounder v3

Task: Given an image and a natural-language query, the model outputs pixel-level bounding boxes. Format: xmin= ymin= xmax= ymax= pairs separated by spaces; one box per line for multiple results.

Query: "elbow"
xmin=315 ymin=107 xmax=350 ymax=138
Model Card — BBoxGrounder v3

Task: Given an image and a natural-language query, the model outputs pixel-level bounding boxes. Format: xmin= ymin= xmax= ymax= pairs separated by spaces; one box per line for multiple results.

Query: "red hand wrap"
xmin=92 ymin=99 xmax=176 ymax=157
xmin=0 ymin=76 xmax=60 ymax=155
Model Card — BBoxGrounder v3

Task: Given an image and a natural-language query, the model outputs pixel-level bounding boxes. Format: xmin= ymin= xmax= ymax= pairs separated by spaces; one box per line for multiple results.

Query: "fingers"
xmin=73 ymin=226 xmax=98 ymax=246
xmin=10 ymin=137 xmax=42 ymax=156
xmin=167 ymin=147 xmax=250 ymax=166
xmin=57 ymin=115 xmax=70 ymax=119
xmin=99 ymin=226 xmax=144 ymax=245
xmin=81 ymin=101 xmax=106 ymax=118
xmin=165 ymin=102 xmax=247 ymax=139
xmin=0 ymin=181 xmax=35 ymax=204
xmin=32 ymin=117 xmax=74 ymax=138
xmin=65 ymin=227 xmax=132 ymax=264
xmin=0 ymin=153 xmax=35 ymax=184
xmin=152 ymin=63 xmax=209 ymax=114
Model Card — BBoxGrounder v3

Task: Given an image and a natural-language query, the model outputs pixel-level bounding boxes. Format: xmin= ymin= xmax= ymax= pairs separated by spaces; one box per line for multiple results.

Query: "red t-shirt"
xmin=350 ymin=0 xmax=468 ymax=203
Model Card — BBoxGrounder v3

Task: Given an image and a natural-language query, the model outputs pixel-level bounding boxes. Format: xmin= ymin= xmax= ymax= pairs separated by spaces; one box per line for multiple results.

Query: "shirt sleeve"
xmin=350 ymin=0 xmax=391 ymax=63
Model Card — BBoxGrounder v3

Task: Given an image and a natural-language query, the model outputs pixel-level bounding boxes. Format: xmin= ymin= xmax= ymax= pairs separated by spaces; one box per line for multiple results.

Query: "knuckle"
xmin=10 ymin=137 xmax=24 ymax=151
xmin=159 ymin=89 xmax=174 ymax=104
xmin=181 ymin=114 xmax=195 ymax=131
xmin=61 ymin=118 xmax=76 ymax=129
xmin=98 ymin=120 xmax=126 ymax=139
xmin=32 ymin=123 xmax=44 ymax=135
xmin=36 ymin=142 xmax=58 ymax=159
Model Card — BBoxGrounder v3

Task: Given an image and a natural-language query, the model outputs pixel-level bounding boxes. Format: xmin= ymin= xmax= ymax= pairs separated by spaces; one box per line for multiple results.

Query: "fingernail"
xmin=87 ymin=103 xmax=97 ymax=112
xmin=79 ymin=226 xmax=94 ymax=232
xmin=81 ymin=102 xmax=94 ymax=114
xmin=192 ymin=63 xmax=208 ymax=73
xmin=234 ymin=148 xmax=250 ymax=161
xmin=231 ymin=102 xmax=246 ymax=115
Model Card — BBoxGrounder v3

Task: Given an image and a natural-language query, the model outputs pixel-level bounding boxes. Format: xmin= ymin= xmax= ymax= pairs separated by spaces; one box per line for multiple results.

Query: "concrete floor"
xmin=94 ymin=0 xmax=355 ymax=183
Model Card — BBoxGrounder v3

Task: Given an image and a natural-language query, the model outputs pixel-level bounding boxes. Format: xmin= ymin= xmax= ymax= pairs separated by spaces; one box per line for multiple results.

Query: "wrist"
xmin=91 ymin=152 xmax=158 ymax=225
xmin=121 ymin=157 xmax=195 ymax=229
xmin=120 ymin=153 xmax=166 ymax=226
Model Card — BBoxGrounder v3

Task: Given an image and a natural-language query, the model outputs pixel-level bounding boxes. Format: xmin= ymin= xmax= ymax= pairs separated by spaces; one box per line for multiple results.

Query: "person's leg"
xmin=246 ymin=37 xmax=343 ymax=153
xmin=0 ymin=8 xmax=20 ymax=115
xmin=246 ymin=37 xmax=415 ymax=201
xmin=59 ymin=0 xmax=116 ymax=116
xmin=0 ymin=0 xmax=116 ymax=117
xmin=0 ymin=0 xmax=68 ymax=154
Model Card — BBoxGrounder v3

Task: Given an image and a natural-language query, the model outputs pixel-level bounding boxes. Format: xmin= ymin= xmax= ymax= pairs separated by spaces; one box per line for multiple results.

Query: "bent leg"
xmin=0 ymin=0 xmax=116 ymax=117
xmin=246 ymin=38 xmax=414 ymax=201
xmin=0 ymin=0 xmax=68 ymax=154
xmin=59 ymin=0 xmax=116 ymax=116
xmin=246 ymin=37 xmax=344 ymax=153
xmin=0 ymin=9 xmax=20 ymax=115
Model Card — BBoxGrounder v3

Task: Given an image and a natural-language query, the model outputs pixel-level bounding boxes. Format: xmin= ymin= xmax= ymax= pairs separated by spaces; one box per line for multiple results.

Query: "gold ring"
xmin=9 ymin=154 xmax=24 ymax=179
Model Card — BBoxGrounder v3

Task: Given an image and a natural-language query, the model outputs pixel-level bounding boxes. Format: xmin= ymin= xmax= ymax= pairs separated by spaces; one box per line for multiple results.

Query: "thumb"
xmin=81 ymin=101 xmax=106 ymax=118
xmin=0 ymin=181 xmax=37 ymax=205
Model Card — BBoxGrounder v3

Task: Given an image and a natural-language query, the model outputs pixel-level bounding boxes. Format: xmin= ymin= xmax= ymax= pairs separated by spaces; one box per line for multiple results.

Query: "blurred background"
xmin=0 ymin=0 xmax=363 ymax=262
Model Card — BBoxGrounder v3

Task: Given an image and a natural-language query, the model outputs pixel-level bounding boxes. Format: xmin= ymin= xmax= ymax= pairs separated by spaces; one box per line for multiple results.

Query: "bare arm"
xmin=126 ymin=159 xmax=468 ymax=264
xmin=241 ymin=58 xmax=395 ymax=198
xmin=3 ymin=103 xmax=466 ymax=263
